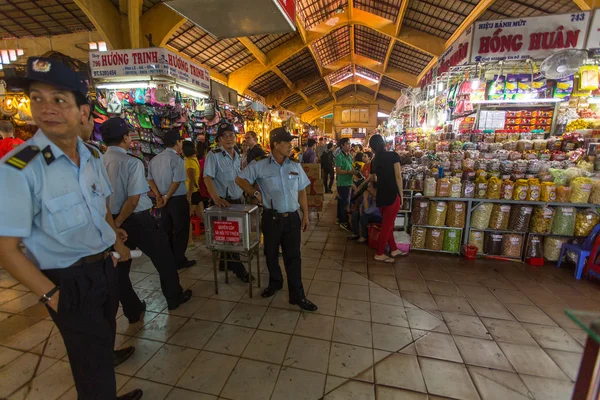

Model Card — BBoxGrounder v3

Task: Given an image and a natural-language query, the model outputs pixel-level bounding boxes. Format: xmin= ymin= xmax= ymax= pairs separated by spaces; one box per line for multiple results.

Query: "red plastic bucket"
xmin=462 ymin=245 xmax=478 ymax=260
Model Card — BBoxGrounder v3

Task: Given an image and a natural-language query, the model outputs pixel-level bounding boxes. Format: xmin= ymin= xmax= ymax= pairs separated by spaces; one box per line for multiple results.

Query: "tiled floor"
xmin=1 ymin=194 xmax=598 ymax=399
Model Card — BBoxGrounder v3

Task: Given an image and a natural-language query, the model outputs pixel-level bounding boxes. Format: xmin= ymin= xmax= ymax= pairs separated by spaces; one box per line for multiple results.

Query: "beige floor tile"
xmin=223 ymin=303 xmax=267 ymax=328
xmin=336 ymin=298 xmax=371 ymax=322
xmin=520 ymin=374 xmax=574 ymax=400
xmin=307 ymin=294 xmax=338 ymax=316
xmin=167 ymin=319 xmax=220 ymax=350
xmin=136 ymin=344 xmax=198 ymax=385
xmin=375 ymin=386 xmax=427 ymax=399
xmin=426 ymin=281 xmax=464 ymax=297
xmin=166 ymin=296 xmax=207 ymax=318
xmin=324 ymin=380 xmax=375 ymax=400
xmin=177 ymin=351 xmax=238 ymax=395
xmin=0 ymin=289 xmax=26 ymax=305
xmin=10 ymin=359 xmax=73 ymax=400
xmin=333 ymin=318 xmax=372 ymax=348
xmin=242 ymin=330 xmax=291 ymax=364
xmin=165 ymin=388 xmax=217 ymax=400
xmin=308 ymin=280 xmax=340 ymax=297
xmin=374 ymin=353 xmax=426 ymax=393
xmin=541 ymin=307 xmax=581 ymax=330
xmin=505 ymin=303 xmax=557 ymax=326
xmin=467 ymin=366 xmax=531 ymax=400
xmin=0 ymin=346 xmax=23 ymax=368
xmin=370 ymin=303 xmax=408 ymax=327
xmin=118 ymin=377 xmax=172 ymax=400
xmin=0 ymin=320 xmax=54 ymax=351
xmin=328 ymin=343 xmax=373 ymax=378
xmin=295 ymin=313 xmax=335 ymax=340
xmin=456 ymin=284 xmax=496 ymax=300
xmin=117 ymin=337 xmax=164 ymax=376
xmin=492 ymin=288 xmax=534 ymax=305
xmin=498 ymin=342 xmax=570 ymax=380
xmin=116 ymin=311 xmax=158 ymax=336
xmin=284 ymin=335 xmax=330 ymax=374
xmin=454 ymin=335 xmax=513 ymax=371
xmin=210 ymin=283 xmax=248 ymax=302
xmin=433 ymin=295 xmax=476 ymax=315
xmin=419 ymin=357 xmax=480 ymax=400
xmin=546 ymin=349 xmax=583 ymax=381
xmin=204 ymin=324 xmax=254 ymax=356
xmin=405 ymin=308 xmax=442 ymax=331
xmin=522 ymin=324 xmax=584 ymax=353
xmin=443 ymin=312 xmax=492 ymax=340
xmin=188 ymin=280 xmax=218 ymax=298
xmin=401 ymin=291 xmax=438 ymax=310
xmin=469 ymin=299 xmax=515 ymax=320
xmin=0 ymin=353 xmax=47 ymax=397
xmin=368 ymin=274 xmax=398 ymax=290
xmin=314 ymin=269 xmax=342 ymax=283
xmin=221 ymin=358 xmax=280 ymax=400
xmin=338 ymin=283 xmax=370 ymax=301
xmin=369 ymin=287 xmax=403 ymax=306
xmin=372 ymin=323 xmax=412 ymax=352
xmin=0 ymin=293 xmax=42 ymax=313
xmin=566 ymin=328 xmax=587 ymax=347
xmin=134 ymin=313 xmax=187 ymax=342
xmin=324 ymin=375 xmax=347 ymax=394
xmin=259 ymin=308 xmax=300 ymax=334
xmin=270 ymin=290 xmax=301 ymax=311
xmin=341 ymin=271 xmax=370 ymax=286
xmin=271 ymin=367 xmax=326 ymax=400
xmin=414 ymin=332 xmax=462 ymax=363
xmin=192 ymin=299 xmax=236 ymax=322
xmin=397 ymin=278 xmax=430 ymax=292
xmin=317 ymin=259 xmax=343 ymax=271
xmin=481 ymin=318 xmax=538 ymax=346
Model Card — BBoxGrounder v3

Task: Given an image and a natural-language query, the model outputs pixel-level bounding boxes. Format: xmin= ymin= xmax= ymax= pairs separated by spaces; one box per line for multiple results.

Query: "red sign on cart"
xmin=213 ymin=221 xmax=241 ymax=243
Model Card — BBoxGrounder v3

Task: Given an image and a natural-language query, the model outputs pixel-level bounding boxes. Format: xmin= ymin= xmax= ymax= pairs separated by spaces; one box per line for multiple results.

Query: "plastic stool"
xmin=191 ymin=216 xmax=204 ymax=236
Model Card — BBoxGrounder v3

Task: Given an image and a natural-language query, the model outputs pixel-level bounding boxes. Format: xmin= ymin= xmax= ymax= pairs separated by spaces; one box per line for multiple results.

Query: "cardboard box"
xmin=302 ymin=164 xmax=321 ymax=180
xmin=310 ymin=179 xmax=324 ymax=195
xmin=307 ymin=195 xmax=324 ymax=208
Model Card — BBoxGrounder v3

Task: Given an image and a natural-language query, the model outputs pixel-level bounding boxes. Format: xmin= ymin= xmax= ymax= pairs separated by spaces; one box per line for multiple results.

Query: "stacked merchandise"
xmin=302 ymin=164 xmax=324 ymax=211
xmin=410 ymin=199 xmax=466 ymax=254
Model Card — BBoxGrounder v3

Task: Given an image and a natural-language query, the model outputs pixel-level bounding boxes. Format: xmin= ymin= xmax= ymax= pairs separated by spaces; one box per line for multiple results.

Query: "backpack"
xmin=321 ymin=150 xmax=333 ymax=170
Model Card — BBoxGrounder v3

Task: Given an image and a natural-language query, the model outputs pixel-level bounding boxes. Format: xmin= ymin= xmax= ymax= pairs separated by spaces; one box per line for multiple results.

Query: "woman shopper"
xmin=368 ymin=134 xmax=405 ymax=263
xmin=183 ymin=141 xmax=201 ymax=247
xmin=196 ymin=141 xmax=211 ymax=225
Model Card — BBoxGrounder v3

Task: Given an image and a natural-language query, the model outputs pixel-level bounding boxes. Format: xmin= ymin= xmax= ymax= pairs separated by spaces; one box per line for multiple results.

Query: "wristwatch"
xmin=253 ymin=190 xmax=261 ymax=198
xmin=39 ymin=286 xmax=59 ymax=304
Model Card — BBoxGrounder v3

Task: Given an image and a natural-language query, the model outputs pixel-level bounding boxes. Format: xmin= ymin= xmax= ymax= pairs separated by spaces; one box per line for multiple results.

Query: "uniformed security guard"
xmin=204 ymin=122 xmax=251 ymax=282
xmin=236 ymin=128 xmax=318 ymax=311
xmin=101 ymin=118 xmax=192 ymax=316
xmin=0 ymin=57 xmax=142 ymax=400
xmin=147 ymin=130 xmax=196 ymax=270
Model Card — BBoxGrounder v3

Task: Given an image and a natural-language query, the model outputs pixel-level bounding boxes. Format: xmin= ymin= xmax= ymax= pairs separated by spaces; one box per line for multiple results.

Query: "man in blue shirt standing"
xmin=101 ymin=118 xmax=192 ymax=317
xmin=147 ymin=131 xmax=196 ymax=270
xmin=236 ymin=128 xmax=317 ymax=311
xmin=204 ymin=123 xmax=251 ymax=282
xmin=0 ymin=57 xmax=142 ymax=400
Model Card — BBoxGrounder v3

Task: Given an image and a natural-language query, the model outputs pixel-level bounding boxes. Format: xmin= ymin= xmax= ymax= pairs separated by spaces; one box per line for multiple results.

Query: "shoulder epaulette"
xmin=4 ymin=145 xmax=40 ymax=170
xmin=85 ymin=143 xmax=100 ymax=158
xmin=211 ymin=148 xmax=220 ymax=154
xmin=254 ymin=156 xmax=264 ymax=162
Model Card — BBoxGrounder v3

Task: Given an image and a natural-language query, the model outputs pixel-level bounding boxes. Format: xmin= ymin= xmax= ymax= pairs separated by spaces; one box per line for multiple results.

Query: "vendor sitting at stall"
xmin=348 ymin=182 xmax=382 ymax=243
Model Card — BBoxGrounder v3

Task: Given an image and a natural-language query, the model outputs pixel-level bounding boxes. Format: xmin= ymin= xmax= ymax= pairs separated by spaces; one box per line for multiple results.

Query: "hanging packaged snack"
xmin=505 ymin=74 xmax=519 ymax=99
xmin=513 ymin=179 xmax=529 ymax=201
xmin=486 ymin=177 xmax=502 ymax=199
xmin=554 ymin=75 xmax=575 ymax=101
xmin=508 ymin=205 xmax=533 ymax=232
xmin=443 ymin=229 xmax=462 ymax=253
xmin=446 ymin=202 xmax=466 ymax=228
xmin=484 ymin=232 xmax=504 ymax=255
xmin=428 ymin=201 xmax=448 ymax=226
xmin=463 ymin=181 xmax=476 ymax=198
xmin=590 ymin=180 xmax=600 ymax=205
xmin=570 ymin=177 xmax=593 ymax=204
xmin=411 ymin=227 xmax=427 ymax=249
xmin=471 ymin=203 xmax=494 ymax=230
xmin=501 ymin=179 xmax=514 ymax=200
xmin=527 ymin=178 xmax=541 ymax=201
xmin=411 ymin=199 xmax=430 ymax=226
xmin=449 ymin=177 xmax=462 ymax=198
xmin=544 ymin=237 xmax=570 ymax=261
xmin=525 ymin=235 xmax=544 ymax=259
xmin=551 ymin=207 xmax=576 ymax=236
xmin=469 ymin=230 xmax=484 ymax=253
xmin=579 ymin=65 xmax=599 ymax=90
xmin=502 ymin=234 xmax=523 ymax=258
xmin=489 ymin=204 xmax=511 ymax=230
xmin=437 ymin=178 xmax=450 ymax=197
xmin=540 ymin=182 xmax=557 ymax=202
xmin=475 ymin=176 xmax=489 ymax=199
xmin=424 ymin=177 xmax=437 ymax=197
xmin=574 ymin=209 xmax=600 ymax=237
xmin=426 ymin=228 xmax=444 ymax=251
xmin=556 ymin=186 xmax=572 ymax=203
xmin=530 ymin=206 xmax=554 ymax=234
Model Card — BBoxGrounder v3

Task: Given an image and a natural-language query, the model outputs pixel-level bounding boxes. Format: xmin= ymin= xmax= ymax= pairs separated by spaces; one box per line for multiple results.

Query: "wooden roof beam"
xmin=574 ymin=0 xmax=600 ymax=9
xmin=375 ymin=0 xmax=408 ymax=100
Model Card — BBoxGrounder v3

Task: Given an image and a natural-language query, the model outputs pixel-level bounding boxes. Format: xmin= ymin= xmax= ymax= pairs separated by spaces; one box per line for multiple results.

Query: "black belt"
xmin=70 ymin=249 xmax=111 ymax=267
xmin=263 ymin=209 xmax=297 ymax=218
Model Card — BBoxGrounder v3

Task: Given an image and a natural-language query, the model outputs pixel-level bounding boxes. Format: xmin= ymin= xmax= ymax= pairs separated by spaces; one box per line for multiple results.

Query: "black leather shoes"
xmin=117 ymin=389 xmax=143 ymax=400
xmin=168 ymin=289 xmax=193 ymax=310
xmin=178 ymin=259 xmax=197 ymax=270
xmin=128 ymin=301 xmax=147 ymax=324
xmin=236 ymin=271 xmax=255 ymax=283
xmin=290 ymin=298 xmax=318 ymax=311
xmin=261 ymin=287 xmax=280 ymax=298
xmin=114 ymin=347 xmax=135 ymax=367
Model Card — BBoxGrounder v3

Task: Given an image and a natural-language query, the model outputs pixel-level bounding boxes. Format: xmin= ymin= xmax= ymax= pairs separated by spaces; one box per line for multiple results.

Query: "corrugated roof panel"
xmin=388 ymin=42 xmax=433 ymax=75
xmin=381 ymin=76 xmax=408 ymax=91
xmin=303 ymin=79 xmax=329 ymax=97
xmin=248 ymin=71 xmax=287 ymax=98
xmin=355 ymin=0 xmax=404 ymax=21
xmin=404 ymin=0 xmax=477 ymax=39
xmin=480 ymin=0 xmax=580 ymax=20
xmin=280 ymin=93 xmax=305 ymax=109
xmin=277 ymin=48 xmax=320 ymax=83
xmin=328 ymin=64 xmax=354 ymax=85
xmin=315 ymin=95 xmax=334 ymax=106
xmin=336 ymin=84 xmax=356 ymax=97
xmin=354 ymin=25 xmax=390 ymax=64
xmin=312 ymin=25 xmax=351 ymax=66
xmin=250 ymin=31 xmax=298 ymax=53
xmin=297 ymin=0 xmax=348 ymax=30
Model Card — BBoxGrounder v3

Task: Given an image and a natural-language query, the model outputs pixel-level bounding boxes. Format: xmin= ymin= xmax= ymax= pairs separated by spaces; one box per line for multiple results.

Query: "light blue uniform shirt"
xmin=103 ymin=147 xmax=153 ymax=214
xmin=203 ymin=146 xmax=244 ymax=200
xmin=239 ymin=155 xmax=310 ymax=213
xmin=147 ymin=148 xmax=187 ymax=197
xmin=0 ymin=130 xmax=116 ymax=270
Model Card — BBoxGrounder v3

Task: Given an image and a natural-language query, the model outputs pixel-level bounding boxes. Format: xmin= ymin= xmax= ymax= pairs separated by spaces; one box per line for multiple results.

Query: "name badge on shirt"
xmin=288 ymin=171 xmax=298 ymax=179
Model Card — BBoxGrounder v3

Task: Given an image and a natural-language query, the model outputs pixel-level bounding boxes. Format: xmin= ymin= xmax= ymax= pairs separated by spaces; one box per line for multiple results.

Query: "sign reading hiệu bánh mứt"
xmin=89 ymin=47 xmax=210 ymax=91
xmin=470 ymin=11 xmax=591 ymax=63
